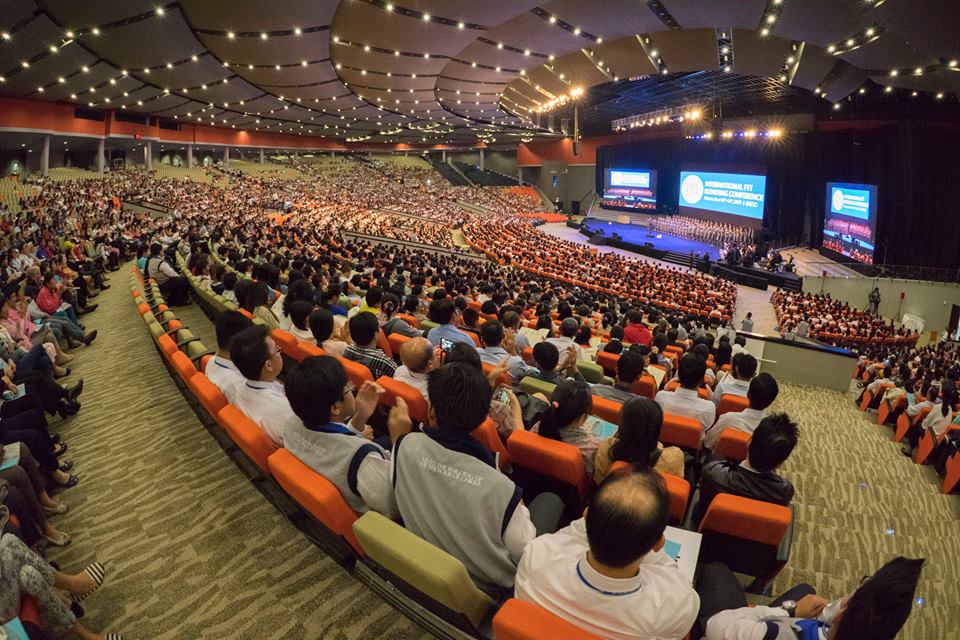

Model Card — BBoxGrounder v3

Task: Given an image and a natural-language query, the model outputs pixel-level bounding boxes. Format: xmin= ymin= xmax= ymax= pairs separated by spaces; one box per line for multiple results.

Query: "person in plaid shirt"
xmin=344 ymin=311 xmax=397 ymax=380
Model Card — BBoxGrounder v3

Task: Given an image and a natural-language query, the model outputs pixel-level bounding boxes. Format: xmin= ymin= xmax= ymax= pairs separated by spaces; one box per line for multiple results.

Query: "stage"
xmin=582 ymin=219 xmax=722 ymax=260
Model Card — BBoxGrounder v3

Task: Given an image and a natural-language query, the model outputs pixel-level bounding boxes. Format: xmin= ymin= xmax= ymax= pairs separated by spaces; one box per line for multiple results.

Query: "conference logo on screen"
xmin=681 ymin=174 xmax=704 ymax=205
xmin=832 ymin=189 xmax=846 ymax=213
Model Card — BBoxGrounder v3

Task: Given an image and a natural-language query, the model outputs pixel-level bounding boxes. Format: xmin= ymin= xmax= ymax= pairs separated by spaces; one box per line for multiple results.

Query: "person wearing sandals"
xmin=0 ymin=519 xmax=125 ymax=640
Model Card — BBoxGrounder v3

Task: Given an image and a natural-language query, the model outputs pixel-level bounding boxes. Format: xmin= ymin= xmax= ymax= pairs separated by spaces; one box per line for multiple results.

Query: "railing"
xmin=806 ymin=260 xmax=960 ymax=284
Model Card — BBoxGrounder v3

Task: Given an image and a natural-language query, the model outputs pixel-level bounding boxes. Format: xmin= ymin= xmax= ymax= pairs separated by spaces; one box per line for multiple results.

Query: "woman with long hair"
xmin=593 ymin=396 xmax=685 ymax=483
xmin=379 ymin=293 xmax=420 ymax=338
xmin=534 ymin=380 xmax=598 ymax=476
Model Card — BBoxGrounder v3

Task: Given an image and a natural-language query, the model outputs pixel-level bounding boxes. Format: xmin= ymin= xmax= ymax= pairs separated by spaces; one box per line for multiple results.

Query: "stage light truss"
xmin=612 ymin=106 xmax=703 ymax=131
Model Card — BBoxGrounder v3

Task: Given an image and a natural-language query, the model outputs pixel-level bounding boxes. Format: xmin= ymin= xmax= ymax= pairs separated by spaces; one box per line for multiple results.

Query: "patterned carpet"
xmin=41 ymin=265 xmax=958 ymax=639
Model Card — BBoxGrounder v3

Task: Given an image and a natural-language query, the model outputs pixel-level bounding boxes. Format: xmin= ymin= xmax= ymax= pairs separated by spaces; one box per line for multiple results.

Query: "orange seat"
xmin=717 ymin=394 xmax=749 ymax=417
xmin=943 ymin=451 xmax=960 ymax=494
xmin=377 ymin=329 xmax=394 ymax=359
xmin=596 ymin=351 xmax=619 ymax=377
xmin=915 ymin=422 xmax=959 ymax=465
xmin=471 ymin=417 xmax=510 ymax=470
xmin=387 ymin=332 xmax=412 ymax=360
xmin=591 ymin=395 xmax=623 ymax=424
xmin=877 ymin=394 xmax=905 ymax=426
xmin=664 ymin=380 xmax=711 ymax=400
xmin=216 ymin=405 xmax=277 ymax=473
xmin=521 ymin=347 xmax=533 ymax=363
xmin=661 ymin=413 xmax=702 ymax=452
xmin=858 ymin=389 xmax=874 ymax=412
xmin=894 ymin=407 xmax=930 ymax=443
xmin=239 ymin=308 xmax=254 ymax=319
xmin=398 ymin=313 xmax=420 ymax=329
xmin=481 ymin=361 xmax=511 ymax=387
xmin=19 ymin=594 xmax=41 ymax=629
xmin=337 ymin=356 xmax=374 ymax=389
xmin=634 ymin=375 xmax=657 ymax=399
xmin=187 ymin=372 xmax=228 ymax=418
xmin=376 ymin=375 xmax=429 ymax=426
xmin=507 ymin=430 xmax=590 ymax=503
xmin=493 ymin=599 xmax=603 ymax=640
xmin=267 ymin=448 xmax=363 ymax=556
xmin=272 ymin=329 xmax=304 ymax=361
xmin=607 ymin=463 xmax=689 ymax=524
xmin=157 ymin=333 xmax=178 ymax=360
xmin=200 ymin=353 xmax=213 ymax=371
xmin=698 ymin=493 xmax=791 ymax=591
xmin=714 ymin=428 xmax=751 ymax=462
xmin=170 ymin=350 xmax=198 ymax=383
xmin=300 ymin=342 xmax=326 ymax=358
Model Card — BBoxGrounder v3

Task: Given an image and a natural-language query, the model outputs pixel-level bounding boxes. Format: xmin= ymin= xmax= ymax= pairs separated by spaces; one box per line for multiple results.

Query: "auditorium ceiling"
xmin=1 ymin=0 xmax=958 ymax=144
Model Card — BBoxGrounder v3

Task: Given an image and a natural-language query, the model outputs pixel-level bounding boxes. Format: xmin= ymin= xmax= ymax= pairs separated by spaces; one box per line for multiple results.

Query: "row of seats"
xmin=855 ymin=364 xmax=960 ymax=494
xmin=136 ymin=263 xmax=796 ymax=639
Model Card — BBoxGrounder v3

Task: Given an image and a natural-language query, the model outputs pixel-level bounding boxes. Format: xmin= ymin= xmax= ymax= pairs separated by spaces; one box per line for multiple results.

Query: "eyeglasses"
xmin=342 ymin=382 xmax=355 ymax=398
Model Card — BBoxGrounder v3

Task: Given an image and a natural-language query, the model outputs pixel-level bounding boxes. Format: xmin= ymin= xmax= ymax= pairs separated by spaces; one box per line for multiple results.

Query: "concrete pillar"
xmin=187 ymin=144 xmax=193 ymax=168
xmin=144 ymin=141 xmax=152 ymax=170
xmin=259 ymin=148 xmax=265 ymax=163
xmin=441 ymin=149 xmax=446 ymax=162
xmin=223 ymin=146 xmax=230 ymax=167
xmin=479 ymin=148 xmax=485 ymax=171
xmin=40 ymin=136 xmax=50 ymax=177
xmin=97 ymin=139 xmax=105 ymax=174
xmin=293 ymin=150 xmax=298 ymax=161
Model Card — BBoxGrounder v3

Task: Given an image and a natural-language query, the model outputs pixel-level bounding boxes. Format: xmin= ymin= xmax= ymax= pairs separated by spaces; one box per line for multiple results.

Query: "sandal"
xmin=42 ymin=502 xmax=68 ymax=515
xmin=43 ymin=532 xmax=71 ymax=547
xmin=105 ymin=634 xmax=125 ymax=640
xmin=56 ymin=474 xmax=79 ymax=489
xmin=59 ymin=460 xmax=74 ymax=473
xmin=73 ymin=562 xmax=106 ymax=602
xmin=54 ymin=442 xmax=69 ymax=457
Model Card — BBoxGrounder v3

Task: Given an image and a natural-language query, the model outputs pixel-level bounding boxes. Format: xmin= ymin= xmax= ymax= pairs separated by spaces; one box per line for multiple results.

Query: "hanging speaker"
xmin=573 ymin=141 xmax=581 ymax=156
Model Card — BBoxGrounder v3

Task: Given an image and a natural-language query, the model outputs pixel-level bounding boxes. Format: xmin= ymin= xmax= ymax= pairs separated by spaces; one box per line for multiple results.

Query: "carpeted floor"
xmin=42 ymin=265 xmax=959 ymax=639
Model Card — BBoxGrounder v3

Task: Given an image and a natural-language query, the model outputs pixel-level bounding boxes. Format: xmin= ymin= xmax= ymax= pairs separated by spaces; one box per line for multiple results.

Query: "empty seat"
xmin=493 ymin=599 xmax=603 ymax=640
xmin=216 ymin=405 xmax=278 ymax=473
xmin=713 ymin=428 xmax=751 ymax=462
xmin=577 ymin=361 xmax=605 ymax=384
xmin=268 ymin=448 xmax=363 ymax=556
xmin=170 ymin=351 xmax=198 ymax=384
xmin=519 ymin=376 xmax=556 ymax=398
xmin=352 ymin=511 xmax=494 ymax=634
xmin=717 ymin=394 xmax=749 ymax=417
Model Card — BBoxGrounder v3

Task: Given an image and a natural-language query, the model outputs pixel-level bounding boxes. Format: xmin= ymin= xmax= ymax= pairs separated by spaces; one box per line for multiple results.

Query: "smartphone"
xmin=440 ymin=338 xmax=455 ymax=352
xmin=494 ymin=385 xmax=512 ymax=405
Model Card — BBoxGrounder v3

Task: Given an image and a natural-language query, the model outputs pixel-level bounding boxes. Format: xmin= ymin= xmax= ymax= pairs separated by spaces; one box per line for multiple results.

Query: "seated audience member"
xmin=221 ymin=271 xmax=239 ymax=304
xmin=243 ymin=281 xmax=280 ymax=331
xmin=283 ymin=356 xmax=399 ymax=518
xmin=379 ymin=293 xmax=420 ymax=338
xmin=205 ymin=310 xmax=254 ymax=404
xmin=501 ymin=310 xmax=530 ymax=354
xmin=593 ymin=349 xmax=647 ymax=404
xmin=444 ymin=343 xmax=524 ymax=441
xmin=393 ymin=337 xmax=436 ymax=399
xmin=601 ymin=326 xmax=625 ymax=355
xmin=391 ymin=362 xmax=563 ymax=594
xmin=711 ymin=352 xmax=757 ymax=405
xmin=230 ymin=325 xmax=293 ymax=446
xmin=144 ymin=242 xmax=189 ymax=306
xmin=344 ymin=311 xmax=396 ymax=379
xmin=531 ymin=341 xmax=585 ymax=385
xmin=702 ymin=373 xmax=779 ymax=450
xmin=574 ymin=325 xmax=599 ymax=362
xmin=276 ymin=280 xmax=314 ymax=331
xmin=516 ymin=470 xmax=699 ymax=640
xmin=700 ymin=556 xmax=923 ymax=640
xmin=693 ymin=413 xmax=798 ymax=526
xmin=287 ymin=300 xmax=315 ymax=343
xmin=546 ymin=318 xmax=583 ymax=361
xmin=731 ymin=335 xmax=748 ymax=357
xmin=655 ymin=354 xmax=716 ymax=431
xmin=322 ymin=284 xmax=348 ymax=316
xmin=533 ymin=380 xmax=599 ymax=476
xmin=426 ymin=298 xmax=477 ymax=349
xmin=478 ymin=320 xmax=535 ymax=385
xmin=594 ymin=397 xmax=685 ymax=483
xmin=308 ymin=308 xmax=347 ymax=357
xmin=902 ymin=387 xmax=955 ymax=457
xmin=624 ymin=310 xmax=653 ymax=347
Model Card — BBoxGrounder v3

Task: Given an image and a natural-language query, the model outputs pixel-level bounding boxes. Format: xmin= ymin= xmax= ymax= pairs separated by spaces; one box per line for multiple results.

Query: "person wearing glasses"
xmin=230 ymin=325 xmax=295 ymax=446
xmin=284 ymin=356 xmax=409 ymax=518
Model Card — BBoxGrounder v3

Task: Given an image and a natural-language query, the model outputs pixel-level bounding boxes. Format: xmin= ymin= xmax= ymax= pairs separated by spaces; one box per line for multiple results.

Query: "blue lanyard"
xmin=575 ymin=560 xmax=641 ymax=596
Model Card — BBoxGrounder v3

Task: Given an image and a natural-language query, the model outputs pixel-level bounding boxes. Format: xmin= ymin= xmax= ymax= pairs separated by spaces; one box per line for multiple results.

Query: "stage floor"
xmin=582 ymin=219 xmax=721 ymax=259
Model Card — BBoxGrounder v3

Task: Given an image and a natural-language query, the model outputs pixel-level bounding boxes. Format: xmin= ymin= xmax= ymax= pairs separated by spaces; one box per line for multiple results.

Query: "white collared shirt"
xmin=516 ymin=518 xmax=699 ymax=640
xmin=546 ymin=336 xmax=583 ymax=362
xmin=712 ymin=377 xmax=751 ymax=405
xmin=393 ymin=365 xmax=430 ymax=400
xmin=204 ymin=355 xmax=245 ymax=404
xmin=655 ymin=387 xmax=717 ymax=432
xmin=233 ymin=378 xmax=295 ymax=446
xmin=703 ymin=408 xmax=766 ymax=450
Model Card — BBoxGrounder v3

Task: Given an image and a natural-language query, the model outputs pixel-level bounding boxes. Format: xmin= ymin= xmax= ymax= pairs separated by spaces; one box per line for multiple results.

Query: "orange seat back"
xmin=717 ymin=394 xmax=749 ymax=417
xmin=170 ymin=350 xmax=198 ymax=383
xmin=398 ymin=313 xmax=420 ymax=329
xmin=18 ymin=595 xmax=41 ymax=628
xmin=493 ymin=599 xmax=603 ymax=640
xmin=659 ymin=471 xmax=691 ymax=524
xmin=272 ymin=329 xmax=303 ymax=361
xmin=267 ymin=448 xmax=363 ymax=555
xmin=591 ymin=395 xmax=623 ymax=424
xmin=916 ymin=422 xmax=959 ymax=465
xmin=216 ymin=405 xmax=278 ymax=473
xmin=507 ymin=430 xmax=589 ymax=501
xmin=187 ymin=372 xmax=228 ymax=418
xmin=596 ymin=351 xmax=619 ymax=377
xmin=387 ymin=332 xmax=411 ymax=360
xmin=943 ymin=451 xmax=960 ymax=494
xmin=661 ymin=413 xmax=702 ymax=452
xmin=481 ymin=361 xmax=511 ymax=387
xmin=699 ymin=493 xmax=790 ymax=545
xmin=239 ymin=308 xmax=254 ymax=319
xmin=376 ymin=375 xmax=429 ymax=425
xmin=300 ymin=342 xmax=326 ymax=358
xmin=521 ymin=347 xmax=533 ymax=363
xmin=471 ymin=418 xmax=510 ymax=470
xmin=714 ymin=429 xmax=751 ymax=462
xmin=157 ymin=333 xmax=178 ymax=359
xmin=664 ymin=380 xmax=710 ymax=399
xmin=337 ymin=356 xmax=374 ymax=389
xmin=634 ymin=375 xmax=657 ymax=399
xmin=377 ymin=329 xmax=394 ymax=359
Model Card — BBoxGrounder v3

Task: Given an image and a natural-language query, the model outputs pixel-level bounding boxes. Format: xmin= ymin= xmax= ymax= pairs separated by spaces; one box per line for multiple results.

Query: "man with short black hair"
xmin=145 ymin=241 xmax=189 ymax=305
xmin=231 ymin=324 xmax=294 ymax=445
xmin=344 ymin=311 xmax=396 ymax=380
xmin=284 ymin=356 xmax=400 ymax=518
xmin=531 ymin=341 xmax=584 ymax=385
xmin=712 ymin=353 xmax=758 ymax=405
xmin=478 ymin=320 xmax=535 ymax=384
xmin=694 ymin=412 xmax=798 ymax=525
xmin=593 ymin=349 xmax=646 ymax=404
xmin=703 ymin=372 xmax=779 ymax=450
xmin=702 ymin=556 xmax=924 ymax=640
xmin=204 ymin=310 xmax=253 ymax=403
xmin=348 ymin=285 xmax=384 ymax=318
xmin=655 ymin=354 xmax=716 ymax=431
xmin=624 ymin=310 xmax=653 ymax=347
xmin=391 ymin=363 xmax=562 ymax=594
xmin=427 ymin=298 xmax=476 ymax=349
xmin=516 ymin=470 xmax=699 ymax=639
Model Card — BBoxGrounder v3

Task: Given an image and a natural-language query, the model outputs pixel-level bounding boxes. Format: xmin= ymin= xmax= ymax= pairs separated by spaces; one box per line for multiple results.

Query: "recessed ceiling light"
xmin=227 ymin=31 xmax=235 ymax=39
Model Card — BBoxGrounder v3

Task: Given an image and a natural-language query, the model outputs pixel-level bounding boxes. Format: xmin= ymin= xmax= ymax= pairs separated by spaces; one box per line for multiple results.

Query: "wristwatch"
xmin=779 ymin=600 xmax=797 ymax=617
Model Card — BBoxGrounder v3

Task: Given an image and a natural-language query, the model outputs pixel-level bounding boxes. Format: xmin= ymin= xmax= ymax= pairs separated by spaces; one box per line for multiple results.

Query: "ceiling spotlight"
xmin=1 ymin=32 xmax=10 ymax=40
xmin=833 ymin=103 xmax=841 ymax=110
xmin=548 ymin=54 xmax=555 ymax=61
xmin=227 ymin=31 xmax=235 ymax=39
xmin=301 ymin=60 xmax=307 ymax=66
xmin=294 ymin=27 xmax=302 ymax=35
xmin=121 ymin=69 xmax=127 ymax=75
xmin=786 ymin=56 xmax=795 ymax=64
xmin=937 ymin=92 xmax=944 ymax=99
xmin=260 ymin=32 xmax=268 ymax=40
xmin=724 ymin=65 xmax=732 ymax=72
xmin=761 ymin=28 xmax=769 ymax=36
xmin=884 ymin=85 xmax=892 ymax=93
xmin=332 ymin=35 xmax=339 ymax=42
xmin=385 ymin=2 xmax=393 ymax=10
xmin=91 ymin=27 xmax=100 ymax=35
xmin=166 ymin=62 xmax=173 ymax=68
xmin=573 ymin=27 xmax=581 ymax=35
xmin=827 ymin=45 xmax=836 ymax=53
xmin=597 ymin=37 xmax=603 ymax=44
xmin=20 ymin=61 xmax=29 ymax=68
xmin=155 ymin=6 xmax=165 ymax=16
xmin=859 ymin=87 xmax=866 ymax=94
xmin=81 ymin=64 xmax=89 ymax=72
xmin=65 ymin=31 xmax=73 ymax=38
xmin=950 ymin=60 xmax=958 ymax=67
xmin=458 ymin=22 xmax=465 ymax=29
xmin=422 ymin=13 xmax=430 ymax=21
xmin=889 ymin=69 xmax=898 ymax=77
xmin=650 ymin=49 xmax=658 ymax=57
xmin=866 ymin=27 xmax=875 ymax=36
xmin=58 ymin=76 xmax=65 ymax=83
xmin=915 ymin=66 xmax=923 ymax=74
xmin=846 ymin=39 xmax=855 ymax=46
xmin=49 ymin=44 xmax=58 ymax=53
xmin=364 ymin=44 xmax=370 ymax=51
xmin=779 ymin=74 xmax=787 ymax=82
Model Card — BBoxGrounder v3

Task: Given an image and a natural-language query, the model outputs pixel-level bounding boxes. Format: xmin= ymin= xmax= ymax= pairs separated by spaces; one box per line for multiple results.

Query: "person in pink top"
xmin=0 ymin=295 xmax=73 ymax=366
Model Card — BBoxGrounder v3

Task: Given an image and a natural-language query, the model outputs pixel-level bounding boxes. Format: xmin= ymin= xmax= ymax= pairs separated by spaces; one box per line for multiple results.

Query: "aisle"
xmin=47 ymin=266 xmax=431 ymax=640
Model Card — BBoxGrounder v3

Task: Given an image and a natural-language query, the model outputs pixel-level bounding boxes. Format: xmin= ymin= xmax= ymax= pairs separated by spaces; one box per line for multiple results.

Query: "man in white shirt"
xmin=393 ymin=337 xmax=435 ymax=399
xmin=516 ymin=470 xmax=699 ymax=640
xmin=204 ymin=310 xmax=253 ymax=404
xmin=703 ymin=373 xmax=779 ymax=450
xmin=712 ymin=353 xmax=757 ymax=405
xmin=740 ymin=312 xmax=754 ymax=333
xmin=546 ymin=317 xmax=584 ymax=362
xmin=655 ymin=354 xmax=716 ymax=432
xmin=230 ymin=324 xmax=295 ymax=446
xmin=478 ymin=320 xmax=536 ymax=385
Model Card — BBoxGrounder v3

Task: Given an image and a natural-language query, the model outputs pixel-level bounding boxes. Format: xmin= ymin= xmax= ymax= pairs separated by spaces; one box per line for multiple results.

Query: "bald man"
xmin=516 ymin=470 xmax=699 ymax=640
xmin=393 ymin=337 xmax=436 ymax=399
